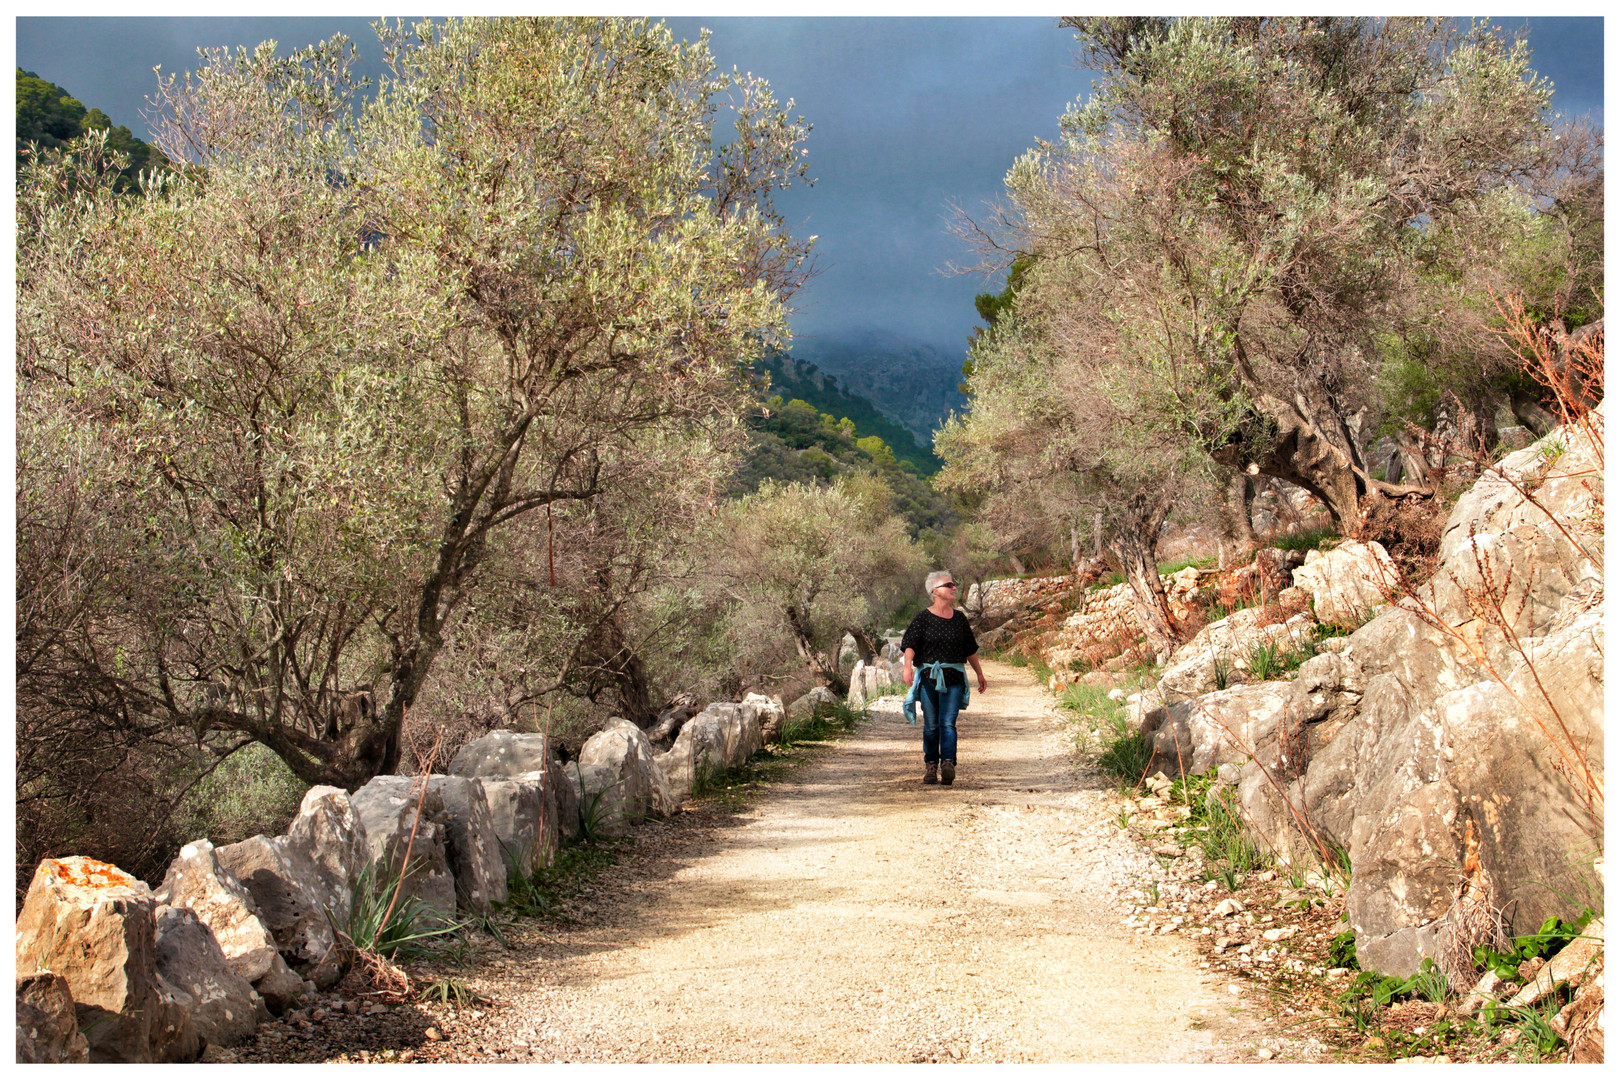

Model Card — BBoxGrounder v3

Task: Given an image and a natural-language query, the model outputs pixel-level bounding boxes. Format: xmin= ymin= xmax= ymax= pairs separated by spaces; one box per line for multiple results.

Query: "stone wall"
xmin=15 ymin=690 xmax=794 ymax=1061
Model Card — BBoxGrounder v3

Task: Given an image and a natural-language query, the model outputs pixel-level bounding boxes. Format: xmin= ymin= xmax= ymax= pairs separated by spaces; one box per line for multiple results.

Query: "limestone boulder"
xmin=787 ymin=685 xmax=841 ymax=725
xmin=846 ymin=658 xmax=904 ymax=707
xmin=348 ymin=775 xmax=458 ymax=925
xmin=576 ymin=718 xmax=677 ymax=835
xmin=153 ymin=904 xmax=266 ymax=1048
xmin=744 ymin=692 xmax=787 ymax=744
xmin=479 ymin=774 xmax=546 ymax=875
xmin=212 ymin=835 xmax=342 ymax=988
xmin=1550 ymin=950 xmax=1604 ymax=1063
xmin=1138 ymin=680 xmax=1291 ymax=780
xmin=656 ymin=708 xmax=725 ymax=805
xmin=447 ymin=729 xmax=571 ymax=860
xmin=277 ymin=786 xmax=369 ymax=935
xmin=424 ymin=775 xmax=509 ymax=912
xmin=710 ymin=701 xmax=765 ymax=769
xmin=157 ymin=838 xmax=280 ymax=985
xmin=1289 ymin=540 xmax=1395 ymax=629
xmin=447 ymin=729 xmax=555 ymax=778
xmin=14 ymin=857 xmax=198 ymax=1063
xmin=16 ymin=973 xmax=90 ymax=1063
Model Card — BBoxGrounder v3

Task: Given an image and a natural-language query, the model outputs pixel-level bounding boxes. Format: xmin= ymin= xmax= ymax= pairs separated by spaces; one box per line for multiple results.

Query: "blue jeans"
xmin=920 ymin=680 xmax=966 ymax=764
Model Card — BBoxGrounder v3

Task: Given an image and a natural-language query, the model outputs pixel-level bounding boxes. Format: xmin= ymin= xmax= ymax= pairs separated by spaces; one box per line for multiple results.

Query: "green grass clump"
xmin=1173 ymin=774 xmax=1267 ymax=888
xmin=500 ymin=837 xmax=623 ymax=919
xmin=418 ymin=976 xmax=486 ymax=1007
xmin=1157 ymin=554 xmax=1215 ymax=576
xmin=1096 ymin=714 xmax=1151 ymax=787
xmin=1245 ymin=633 xmax=1319 ymax=681
xmin=1269 ymin=526 xmax=1339 ymax=552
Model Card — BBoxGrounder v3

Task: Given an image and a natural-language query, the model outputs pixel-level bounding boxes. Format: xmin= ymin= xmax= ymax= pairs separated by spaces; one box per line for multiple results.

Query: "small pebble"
xmin=425 ymin=1027 xmax=443 ymax=1042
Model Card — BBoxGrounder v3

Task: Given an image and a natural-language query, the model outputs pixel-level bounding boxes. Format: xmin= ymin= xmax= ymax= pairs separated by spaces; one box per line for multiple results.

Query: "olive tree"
xmin=975 ymin=16 xmax=1591 ymax=533
xmin=16 ymin=18 xmax=811 ymax=791
xmin=713 ymin=476 xmax=927 ymax=694
xmin=936 ymin=314 xmax=1217 ymax=653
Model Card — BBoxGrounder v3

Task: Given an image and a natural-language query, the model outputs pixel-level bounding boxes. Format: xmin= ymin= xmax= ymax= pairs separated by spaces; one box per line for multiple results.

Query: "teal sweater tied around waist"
xmin=902 ymin=661 xmax=969 ymax=725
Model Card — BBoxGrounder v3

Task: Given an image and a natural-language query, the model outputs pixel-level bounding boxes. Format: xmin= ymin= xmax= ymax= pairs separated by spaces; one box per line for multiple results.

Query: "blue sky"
xmin=15 ymin=16 xmax=1605 ymax=362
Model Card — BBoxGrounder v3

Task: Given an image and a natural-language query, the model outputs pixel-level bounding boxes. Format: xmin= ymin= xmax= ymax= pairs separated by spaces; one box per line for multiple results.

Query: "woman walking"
xmin=900 ymin=570 xmax=988 ymax=786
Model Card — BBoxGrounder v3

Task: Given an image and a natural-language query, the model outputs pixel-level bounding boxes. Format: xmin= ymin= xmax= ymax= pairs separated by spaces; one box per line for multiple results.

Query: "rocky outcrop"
xmin=16 ymin=973 xmax=90 ymax=1063
xmin=1149 ymin=408 xmax=1605 ymax=978
xmin=1290 ymin=540 xmax=1394 ymax=628
xmin=14 ymin=857 xmax=199 ymax=1062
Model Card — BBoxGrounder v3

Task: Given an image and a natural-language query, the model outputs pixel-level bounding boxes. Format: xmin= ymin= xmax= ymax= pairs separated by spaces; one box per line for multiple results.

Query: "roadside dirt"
xmin=234 ymin=660 xmax=1327 ymax=1063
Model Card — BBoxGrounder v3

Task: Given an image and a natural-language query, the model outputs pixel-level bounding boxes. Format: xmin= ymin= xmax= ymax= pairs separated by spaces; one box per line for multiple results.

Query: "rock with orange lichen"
xmin=14 ymin=857 xmax=199 ymax=1062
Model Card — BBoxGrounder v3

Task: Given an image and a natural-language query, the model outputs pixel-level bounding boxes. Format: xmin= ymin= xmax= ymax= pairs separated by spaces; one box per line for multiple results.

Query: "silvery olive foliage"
xmin=16 ymin=17 xmax=813 ymax=802
xmin=712 ymin=475 xmax=928 ymax=695
xmin=944 ymin=16 xmax=1598 ymax=550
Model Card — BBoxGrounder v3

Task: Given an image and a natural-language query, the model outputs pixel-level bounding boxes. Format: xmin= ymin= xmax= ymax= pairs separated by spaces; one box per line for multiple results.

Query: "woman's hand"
xmin=977 ymin=674 xmax=988 ymax=694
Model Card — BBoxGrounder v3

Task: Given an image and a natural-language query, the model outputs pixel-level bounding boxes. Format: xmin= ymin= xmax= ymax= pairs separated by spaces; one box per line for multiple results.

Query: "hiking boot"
xmin=924 ymin=761 xmax=938 ymax=785
xmin=940 ymin=760 xmax=956 ymax=786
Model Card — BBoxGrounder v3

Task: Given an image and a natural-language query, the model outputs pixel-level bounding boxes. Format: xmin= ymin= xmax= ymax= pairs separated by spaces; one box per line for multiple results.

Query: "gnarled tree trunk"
xmin=785 ymin=604 xmax=848 ymax=696
xmin=1107 ymin=489 xmax=1177 ymax=656
xmin=1216 ymin=357 xmax=1432 ymax=535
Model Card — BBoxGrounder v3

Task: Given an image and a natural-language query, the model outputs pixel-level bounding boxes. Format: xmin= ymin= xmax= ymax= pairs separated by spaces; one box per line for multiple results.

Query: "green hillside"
xmin=730 ymin=355 xmax=957 ymax=535
xmin=757 ymin=353 xmax=942 ymax=473
xmin=16 ymin=69 xmax=164 ymax=186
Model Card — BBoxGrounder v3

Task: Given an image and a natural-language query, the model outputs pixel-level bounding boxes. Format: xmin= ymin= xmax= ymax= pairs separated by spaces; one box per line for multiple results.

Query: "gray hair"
xmin=925 ymin=570 xmax=954 ymax=596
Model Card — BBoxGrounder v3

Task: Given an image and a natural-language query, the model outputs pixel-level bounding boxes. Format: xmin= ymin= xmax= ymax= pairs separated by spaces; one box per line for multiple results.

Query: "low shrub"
xmin=343 ymin=861 xmax=463 ymax=960
xmin=1353 ymin=490 xmax=1444 ymax=581
xmin=1471 ymin=911 xmax=1594 ymax=981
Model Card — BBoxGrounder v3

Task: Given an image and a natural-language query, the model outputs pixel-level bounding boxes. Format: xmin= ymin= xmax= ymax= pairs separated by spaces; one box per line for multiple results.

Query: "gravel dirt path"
xmin=237 ymin=660 xmax=1305 ymax=1063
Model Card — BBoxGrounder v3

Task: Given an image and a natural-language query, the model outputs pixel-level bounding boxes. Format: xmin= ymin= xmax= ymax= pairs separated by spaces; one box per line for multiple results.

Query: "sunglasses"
xmin=935 ymin=582 xmax=957 ymax=590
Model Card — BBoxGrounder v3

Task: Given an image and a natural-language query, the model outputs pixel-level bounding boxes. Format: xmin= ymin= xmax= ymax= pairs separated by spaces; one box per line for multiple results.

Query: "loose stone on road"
xmin=436 ymin=659 xmax=1277 ymax=1063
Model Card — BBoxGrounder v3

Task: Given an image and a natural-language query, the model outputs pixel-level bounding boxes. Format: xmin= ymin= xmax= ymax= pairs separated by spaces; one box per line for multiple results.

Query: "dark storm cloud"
xmin=663 ymin=17 xmax=1091 ymax=355
xmin=16 ymin=18 xmax=399 ymax=132
xmin=17 ymin=16 xmax=1604 ymax=364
